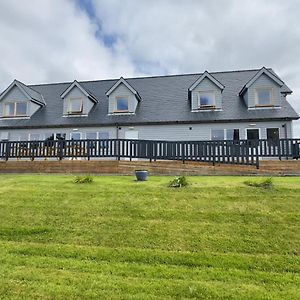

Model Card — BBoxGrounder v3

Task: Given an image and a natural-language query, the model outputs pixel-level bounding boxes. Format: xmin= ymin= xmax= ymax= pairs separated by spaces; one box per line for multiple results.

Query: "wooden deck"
xmin=0 ymin=159 xmax=299 ymax=176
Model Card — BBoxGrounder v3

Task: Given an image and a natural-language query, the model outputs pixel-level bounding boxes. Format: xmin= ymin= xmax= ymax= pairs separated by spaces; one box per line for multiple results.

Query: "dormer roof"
xmin=106 ymin=77 xmax=142 ymax=101
xmin=239 ymin=67 xmax=284 ymax=95
xmin=188 ymin=71 xmax=225 ymax=91
xmin=0 ymin=79 xmax=45 ymax=106
xmin=61 ymin=80 xmax=98 ymax=103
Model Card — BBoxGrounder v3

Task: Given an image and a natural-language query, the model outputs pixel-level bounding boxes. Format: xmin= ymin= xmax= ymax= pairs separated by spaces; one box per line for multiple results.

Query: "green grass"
xmin=0 ymin=175 xmax=299 ymax=299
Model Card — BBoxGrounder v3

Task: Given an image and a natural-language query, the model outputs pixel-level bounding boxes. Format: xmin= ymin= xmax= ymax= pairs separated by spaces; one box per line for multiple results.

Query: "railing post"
xmin=212 ymin=142 xmax=215 ymax=166
xmin=5 ymin=142 xmax=10 ymax=161
xmin=58 ymin=140 xmax=63 ymax=161
xmin=181 ymin=142 xmax=185 ymax=164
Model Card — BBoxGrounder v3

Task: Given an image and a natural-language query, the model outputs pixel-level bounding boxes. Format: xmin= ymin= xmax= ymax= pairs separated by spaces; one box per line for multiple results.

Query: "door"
xmin=125 ymin=131 xmax=139 ymax=160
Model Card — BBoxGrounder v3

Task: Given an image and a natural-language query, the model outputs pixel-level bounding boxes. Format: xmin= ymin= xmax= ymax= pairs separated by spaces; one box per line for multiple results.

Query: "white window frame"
xmin=245 ymin=128 xmax=261 ymax=140
xmin=197 ymin=91 xmax=216 ymax=109
xmin=3 ymin=101 xmax=28 ymax=117
xmin=210 ymin=129 xmax=225 ymax=141
xmin=225 ymin=129 xmax=240 ymax=141
xmin=255 ymin=87 xmax=274 ymax=107
xmin=67 ymin=97 xmax=83 ymax=114
xmin=114 ymin=96 xmax=129 ymax=113
xmin=70 ymin=132 xmax=82 ymax=140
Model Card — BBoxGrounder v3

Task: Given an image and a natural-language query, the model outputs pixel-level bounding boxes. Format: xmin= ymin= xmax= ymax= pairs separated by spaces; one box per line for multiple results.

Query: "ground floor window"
xmin=227 ymin=129 xmax=240 ymax=141
xmin=70 ymin=132 xmax=81 ymax=140
xmin=247 ymin=129 xmax=259 ymax=140
xmin=211 ymin=129 xmax=224 ymax=141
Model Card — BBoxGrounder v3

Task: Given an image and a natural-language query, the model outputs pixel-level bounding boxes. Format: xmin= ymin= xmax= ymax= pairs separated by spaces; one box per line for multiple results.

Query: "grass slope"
xmin=0 ymin=175 xmax=299 ymax=299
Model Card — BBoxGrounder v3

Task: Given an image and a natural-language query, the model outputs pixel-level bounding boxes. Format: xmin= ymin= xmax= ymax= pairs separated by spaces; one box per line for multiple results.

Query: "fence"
xmin=0 ymin=138 xmax=299 ymax=169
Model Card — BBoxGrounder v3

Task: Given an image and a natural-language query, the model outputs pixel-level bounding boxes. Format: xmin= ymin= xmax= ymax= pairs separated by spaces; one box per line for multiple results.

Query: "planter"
xmin=135 ymin=170 xmax=148 ymax=181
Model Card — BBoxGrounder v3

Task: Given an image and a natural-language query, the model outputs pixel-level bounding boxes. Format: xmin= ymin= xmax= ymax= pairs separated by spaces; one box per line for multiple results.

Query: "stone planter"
xmin=135 ymin=170 xmax=148 ymax=181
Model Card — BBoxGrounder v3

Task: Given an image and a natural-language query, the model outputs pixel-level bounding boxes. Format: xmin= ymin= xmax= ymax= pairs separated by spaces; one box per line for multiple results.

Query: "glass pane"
xmin=56 ymin=133 xmax=66 ymax=140
xmin=70 ymin=132 xmax=81 ymax=140
xmin=267 ymin=128 xmax=279 ymax=141
xmin=99 ymin=131 xmax=109 ymax=147
xmin=4 ymin=103 xmax=14 ymax=116
xmin=86 ymin=132 xmax=97 ymax=140
xmin=257 ymin=88 xmax=271 ymax=105
xmin=247 ymin=129 xmax=259 ymax=140
xmin=16 ymin=102 xmax=27 ymax=115
xmin=211 ymin=129 xmax=224 ymax=140
xmin=116 ymin=98 xmax=128 ymax=111
xmin=69 ymin=99 xmax=82 ymax=113
xmin=199 ymin=92 xmax=214 ymax=106
xmin=227 ymin=129 xmax=240 ymax=141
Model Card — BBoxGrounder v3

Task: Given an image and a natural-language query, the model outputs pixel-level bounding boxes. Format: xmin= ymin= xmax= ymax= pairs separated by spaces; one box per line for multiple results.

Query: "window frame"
xmin=211 ymin=129 xmax=225 ymax=141
xmin=114 ymin=96 xmax=129 ymax=113
xmin=3 ymin=101 xmax=28 ymax=117
xmin=67 ymin=97 xmax=83 ymax=115
xmin=197 ymin=91 xmax=216 ymax=109
xmin=70 ymin=132 xmax=82 ymax=140
xmin=255 ymin=87 xmax=274 ymax=107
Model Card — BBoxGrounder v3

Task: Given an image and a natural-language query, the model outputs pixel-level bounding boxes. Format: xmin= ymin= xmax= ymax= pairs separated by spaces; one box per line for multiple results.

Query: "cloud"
xmin=0 ymin=0 xmax=136 ymax=88
xmin=0 ymin=0 xmax=299 ymax=136
xmin=92 ymin=0 xmax=300 ymax=136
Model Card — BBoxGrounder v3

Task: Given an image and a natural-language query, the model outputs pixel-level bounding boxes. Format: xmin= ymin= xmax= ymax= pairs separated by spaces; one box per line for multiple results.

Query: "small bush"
xmin=244 ymin=177 xmax=273 ymax=189
xmin=74 ymin=175 xmax=93 ymax=184
xmin=168 ymin=176 xmax=189 ymax=188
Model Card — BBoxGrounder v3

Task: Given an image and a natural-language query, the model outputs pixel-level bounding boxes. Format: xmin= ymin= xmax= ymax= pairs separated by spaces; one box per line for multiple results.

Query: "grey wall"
xmin=62 ymin=86 xmax=94 ymax=115
xmin=191 ymin=77 xmax=222 ymax=111
xmin=0 ymin=120 xmax=292 ymax=141
xmin=244 ymin=74 xmax=281 ymax=108
xmin=0 ymin=85 xmax=40 ymax=117
xmin=108 ymin=83 xmax=138 ymax=113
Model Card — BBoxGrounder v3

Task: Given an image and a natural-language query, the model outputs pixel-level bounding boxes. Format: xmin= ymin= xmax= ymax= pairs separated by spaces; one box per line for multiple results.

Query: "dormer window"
xmin=68 ymin=98 xmax=83 ymax=114
xmin=3 ymin=101 xmax=27 ymax=117
xmin=198 ymin=91 xmax=215 ymax=109
xmin=115 ymin=96 xmax=129 ymax=112
xmin=255 ymin=88 xmax=273 ymax=106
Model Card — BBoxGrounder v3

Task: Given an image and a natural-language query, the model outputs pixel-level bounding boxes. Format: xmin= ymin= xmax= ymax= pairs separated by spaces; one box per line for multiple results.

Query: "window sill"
xmin=191 ymin=108 xmax=222 ymax=113
xmin=63 ymin=114 xmax=88 ymax=118
xmin=248 ymin=106 xmax=281 ymax=110
xmin=1 ymin=116 xmax=30 ymax=120
xmin=109 ymin=111 xmax=135 ymax=116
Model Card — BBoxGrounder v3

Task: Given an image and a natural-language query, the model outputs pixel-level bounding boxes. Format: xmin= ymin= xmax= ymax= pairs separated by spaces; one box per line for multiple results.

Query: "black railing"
xmin=0 ymin=138 xmax=299 ymax=169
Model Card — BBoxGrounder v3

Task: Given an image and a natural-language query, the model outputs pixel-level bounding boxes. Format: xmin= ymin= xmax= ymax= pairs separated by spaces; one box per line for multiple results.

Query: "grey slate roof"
xmin=0 ymin=68 xmax=298 ymax=129
xmin=14 ymin=80 xmax=45 ymax=106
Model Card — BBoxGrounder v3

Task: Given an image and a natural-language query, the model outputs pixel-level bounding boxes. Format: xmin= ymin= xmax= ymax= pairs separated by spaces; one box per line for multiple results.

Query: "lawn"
xmin=0 ymin=175 xmax=299 ymax=299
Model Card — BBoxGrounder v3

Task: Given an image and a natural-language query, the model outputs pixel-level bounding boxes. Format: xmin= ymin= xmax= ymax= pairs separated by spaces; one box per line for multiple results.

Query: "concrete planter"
xmin=135 ymin=170 xmax=148 ymax=181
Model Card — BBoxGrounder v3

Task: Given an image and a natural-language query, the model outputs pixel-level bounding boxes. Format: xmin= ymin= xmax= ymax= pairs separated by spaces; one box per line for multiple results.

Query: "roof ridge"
xmin=28 ymin=68 xmax=264 ymax=88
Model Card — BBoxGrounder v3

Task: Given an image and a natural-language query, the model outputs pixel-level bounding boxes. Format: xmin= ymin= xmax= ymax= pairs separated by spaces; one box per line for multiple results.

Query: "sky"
xmin=0 ymin=0 xmax=299 ymax=136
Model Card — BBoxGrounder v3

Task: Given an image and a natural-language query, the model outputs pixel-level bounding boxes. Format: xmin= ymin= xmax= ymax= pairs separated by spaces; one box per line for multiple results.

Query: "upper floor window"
xmin=255 ymin=88 xmax=273 ymax=106
xmin=115 ymin=97 xmax=129 ymax=112
xmin=3 ymin=102 xmax=27 ymax=117
xmin=198 ymin=91 xmax=215 ymax=108
xmin=68 ymin=98 xmax=83 ymax=114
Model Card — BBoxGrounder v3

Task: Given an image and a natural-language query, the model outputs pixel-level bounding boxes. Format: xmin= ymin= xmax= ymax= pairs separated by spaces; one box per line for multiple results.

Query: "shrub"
xmin=244 ymin=177 xmax=273 ymax=189
xmin=168 ymin=176 xmax=189 ymax=188
xmin=74 ymin=175 xmax=93 ymax=184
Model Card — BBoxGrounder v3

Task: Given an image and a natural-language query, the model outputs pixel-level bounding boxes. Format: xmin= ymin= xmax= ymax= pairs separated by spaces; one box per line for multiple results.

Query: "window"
xmin=68 ymin=98 xmax=83 ymax=114
xmin=198 ymin=91 xmax=215 ymax=108
xmin=86 ymin=132 xmax=97 ymax=140
xmin=256 ymin=88 xmax=272 ymax=106
xmin=70 ymin=132 xmax=81 ymax=140
xmin=3 ymin=102 xmax=27 ymax=117
xmin=18 ymin=133 xmax=28 ymax=141
xmin=267 ymin=128 xmax=279 ymax=143
xmin=247 ymin=129 xmax=259 ymax=140
xmin=227 ymin=129 xmax=240 ymax=141
xmin=211 ymin=129 xmax=224 ymax=140
xmin=115 ymin=97 xmax=129 ymax=112
xmin=99 ymin=131 xmax=109 ymax=148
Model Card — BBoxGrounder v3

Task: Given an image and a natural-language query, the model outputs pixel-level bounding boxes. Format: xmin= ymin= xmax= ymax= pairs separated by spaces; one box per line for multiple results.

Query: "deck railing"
xmin=0 ymin=138 xmax=299 ymax=169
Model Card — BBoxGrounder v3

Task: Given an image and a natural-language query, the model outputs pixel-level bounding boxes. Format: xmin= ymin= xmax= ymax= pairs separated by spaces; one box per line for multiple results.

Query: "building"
xmin=0 ymin=67 xmax=298 ymax=142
